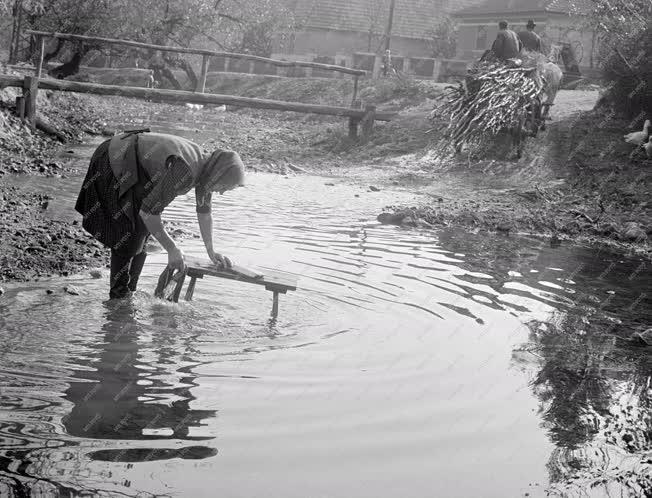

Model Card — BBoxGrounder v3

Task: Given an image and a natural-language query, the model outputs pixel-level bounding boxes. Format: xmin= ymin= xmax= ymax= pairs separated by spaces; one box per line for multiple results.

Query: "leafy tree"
xmin=0 ymin=0 xmax=44 ymax=12
xmin=573 ymin=0 xmax=651 ymax=118
xmin=6 ymin=0 xmax=295 ymax=88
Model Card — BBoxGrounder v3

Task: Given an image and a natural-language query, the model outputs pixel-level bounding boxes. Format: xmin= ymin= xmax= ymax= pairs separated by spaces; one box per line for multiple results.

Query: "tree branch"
xmin=195 ymin=28 xmax=228 ymax=50
xmin=217 ymin=12 xmax=242 ymax=23
xmin=613 ymin=47 xmax=643 ymax=81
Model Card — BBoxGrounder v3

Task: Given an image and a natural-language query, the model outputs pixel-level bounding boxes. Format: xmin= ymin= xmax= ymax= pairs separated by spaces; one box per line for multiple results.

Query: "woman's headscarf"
xmin=199 ymin=149 xmax=245 ymax=193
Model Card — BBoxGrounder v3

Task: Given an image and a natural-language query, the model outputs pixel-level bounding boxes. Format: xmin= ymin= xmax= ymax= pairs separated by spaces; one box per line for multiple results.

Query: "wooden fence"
xmin=0 ymin=74 xmax=394 ymax=140
xmin=11 ymin=30 xmax=384 ymax=138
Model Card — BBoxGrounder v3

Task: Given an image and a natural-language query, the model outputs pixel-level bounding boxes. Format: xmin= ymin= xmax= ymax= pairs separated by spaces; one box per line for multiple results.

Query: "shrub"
xmin=599 ymin=23 xmax=652 ymax=118
xmin=578 ymin=0 xmax=652 ymax=119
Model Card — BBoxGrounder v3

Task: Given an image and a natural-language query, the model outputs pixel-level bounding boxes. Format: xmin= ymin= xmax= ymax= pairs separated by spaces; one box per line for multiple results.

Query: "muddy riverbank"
xmin=0 ymin=185 xmax=108 ymax=282
xmin=373 ymin=105 xmax=651 ymax=257
xmin=0 ymin=68 xmax=111 ymax=281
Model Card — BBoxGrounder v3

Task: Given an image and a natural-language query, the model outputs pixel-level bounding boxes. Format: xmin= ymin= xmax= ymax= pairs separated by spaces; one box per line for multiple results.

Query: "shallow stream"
xmin=0 ymin=108 xmax=650 ymax=497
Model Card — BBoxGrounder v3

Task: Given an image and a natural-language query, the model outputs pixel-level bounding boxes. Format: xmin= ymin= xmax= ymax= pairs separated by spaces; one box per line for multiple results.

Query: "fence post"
xmin=372 ymin=55 xmax=382 ymax=79
xmin=348 ymin=99 xmax=362 ymax=140
xmin=432 ymin=59 xmax=442 ymax=81
xmin=15 ymin=96 xmax=25 ymax=121
xmin=23 ymin=75 xmax=38 ymax=128
xmin=197 ymin=54 xmax=209 ymax=93
xmin=351 ymin=75 xmax=359 ymax=106
xmin=403 ymin=57 xmax=411 ymax=77
xmin=361 ymin=104 xmax=376 ymax=141
xmin=35 ymin=35 xmax=45 ymax=77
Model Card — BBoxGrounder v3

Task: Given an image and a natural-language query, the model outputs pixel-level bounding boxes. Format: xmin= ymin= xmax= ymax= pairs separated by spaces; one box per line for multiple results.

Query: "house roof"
xmin=293 ymin=0 xmax=447 ymax=40
xmin=451 ymin=0 xmax=586 ymax=16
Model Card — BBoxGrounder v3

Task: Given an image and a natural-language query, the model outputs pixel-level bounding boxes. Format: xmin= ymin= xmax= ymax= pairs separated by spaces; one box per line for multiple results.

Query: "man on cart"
xmin=491 ymin=21 xmax=522 ymax=62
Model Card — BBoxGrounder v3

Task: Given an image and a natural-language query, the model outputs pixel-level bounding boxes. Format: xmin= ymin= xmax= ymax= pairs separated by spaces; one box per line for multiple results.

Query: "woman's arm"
xmin=196 ymin=187 xmax=232 ymax=269
xmin=196 ymin=208 xmax=232 ymax=269
xmin=140 ymin=210 xmax=185 ymax=270
xmin=197 ymin=211 xmax=213 ymax=253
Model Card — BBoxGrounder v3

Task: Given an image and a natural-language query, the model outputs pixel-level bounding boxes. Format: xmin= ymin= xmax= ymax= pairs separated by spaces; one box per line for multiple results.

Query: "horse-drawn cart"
xmin=431 ymin=53 xmax=556 ymax=159
xmin=507 ymin=66 xmax=550 ymax=158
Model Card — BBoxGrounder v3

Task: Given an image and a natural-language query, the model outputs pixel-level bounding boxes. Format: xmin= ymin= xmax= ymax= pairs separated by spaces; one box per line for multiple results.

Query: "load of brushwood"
xmin=430 ymin=50 xmax=547 ymax=155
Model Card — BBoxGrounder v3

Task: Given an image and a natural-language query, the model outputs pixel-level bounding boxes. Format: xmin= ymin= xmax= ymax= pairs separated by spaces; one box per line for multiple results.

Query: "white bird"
xmin=643 ymin=135 xmax=652 ymax=159
xmin=624 ymin=119 xmax=650 ymax=145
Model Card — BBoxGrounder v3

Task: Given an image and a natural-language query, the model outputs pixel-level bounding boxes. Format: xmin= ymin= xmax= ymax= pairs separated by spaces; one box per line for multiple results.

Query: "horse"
xmin=540 ymin=45 xmax=564 ymax=121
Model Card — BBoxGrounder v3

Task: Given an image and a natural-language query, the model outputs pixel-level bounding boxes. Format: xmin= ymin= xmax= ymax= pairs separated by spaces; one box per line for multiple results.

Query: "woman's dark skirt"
xmin=75 ymin=139 xmax=149 ymax=257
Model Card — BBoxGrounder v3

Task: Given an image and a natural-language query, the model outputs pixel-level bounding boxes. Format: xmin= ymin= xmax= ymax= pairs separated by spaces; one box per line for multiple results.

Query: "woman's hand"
xmin=168 ymin=246 xmax=186 ymax=272
xmin=208 ymin=249 xmax=232 ymax=270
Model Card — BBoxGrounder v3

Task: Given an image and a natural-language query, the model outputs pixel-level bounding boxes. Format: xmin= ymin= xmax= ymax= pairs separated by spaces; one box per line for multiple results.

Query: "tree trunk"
xmin=49 ymin=51 xmax=84 ymax=79
xmin=9 ymin=0 xmax=23 ymax=63
xmin=49 ymin=44 xmax=90 ymax=79
xmin=43 ymin=38 xmax=66 ymax=63
xmin=35 ymin=115 xmax=67 ymax=142
xmin=148 ymin=60 xmax=182 ymax=90
xmin=163 ymin=54 xmax=198 ymax=91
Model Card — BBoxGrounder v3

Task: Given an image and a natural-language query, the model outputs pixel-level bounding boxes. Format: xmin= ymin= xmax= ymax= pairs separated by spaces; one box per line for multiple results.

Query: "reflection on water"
xmin=526 ymin=314 xmax=651 ymax=496
xmin=1 ymin=115 xmax=650 ymax=496
xmin=63 ymin=301 xmax=216 ymax=443
xmin=436 ymin=230 xmax=652 ymax=496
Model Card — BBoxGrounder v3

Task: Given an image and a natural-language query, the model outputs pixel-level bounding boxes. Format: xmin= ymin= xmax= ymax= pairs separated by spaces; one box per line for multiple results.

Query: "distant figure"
xmin=559 ymin=43 xmax=582 ymax=76
xmin=146 ymin=69 xmax=156 ymax=88
xmin=491 ymin=20 xmax=522 ymax=61
xmin=382 ymin=49 xmax=392 ymax=77
xmin=518 ymin=19 xmax=542 ymax=53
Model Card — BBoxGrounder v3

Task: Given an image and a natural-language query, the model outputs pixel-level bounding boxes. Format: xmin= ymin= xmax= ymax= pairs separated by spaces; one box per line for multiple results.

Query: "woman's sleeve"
xmin=195 ymin=182 xmax=213 ymax=214
xmin=140 ymin=157 xmax=194 ymax=215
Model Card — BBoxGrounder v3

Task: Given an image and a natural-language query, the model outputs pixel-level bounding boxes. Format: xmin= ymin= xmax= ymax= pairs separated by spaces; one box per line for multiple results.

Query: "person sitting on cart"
xmin=491 ymin=20 xmax=522 ymax=61
xmin=517 ymin=20 xmax=543 ymax=53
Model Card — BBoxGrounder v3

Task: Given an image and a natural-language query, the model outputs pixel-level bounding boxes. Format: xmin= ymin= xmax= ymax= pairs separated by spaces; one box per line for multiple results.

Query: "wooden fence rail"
xmin=24 ymin=30 xmax=366 ymax=77
xmin=0 ymin=74 xmax=392 ymax=139
xmin=25 ymin=29 xmax=364 ymax=102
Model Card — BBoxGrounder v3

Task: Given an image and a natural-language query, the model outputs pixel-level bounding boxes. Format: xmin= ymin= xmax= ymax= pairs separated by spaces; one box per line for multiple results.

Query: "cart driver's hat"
xmin=526 ymin=19 xmax=536 ymax=28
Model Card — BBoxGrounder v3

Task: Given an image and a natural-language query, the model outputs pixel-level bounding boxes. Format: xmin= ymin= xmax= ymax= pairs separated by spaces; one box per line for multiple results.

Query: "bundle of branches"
xmin=430 ymin=57 xmax=544 ymax=154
